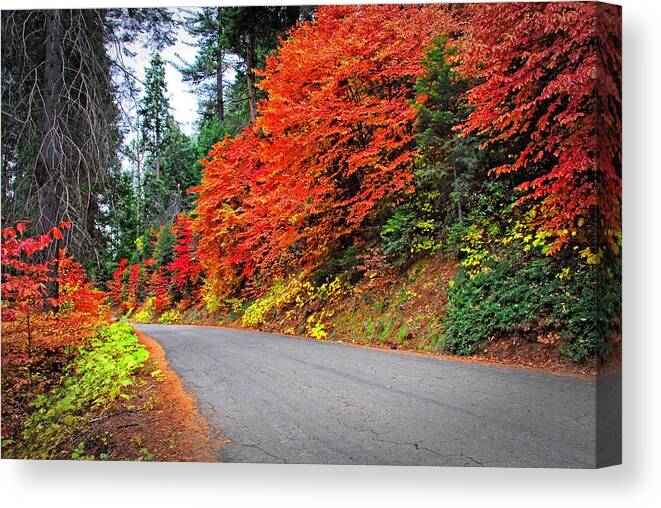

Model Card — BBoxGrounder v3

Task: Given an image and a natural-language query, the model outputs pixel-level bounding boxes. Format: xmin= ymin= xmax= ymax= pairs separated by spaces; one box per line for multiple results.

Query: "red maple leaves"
xmin=2 ymin=222 xmax=108 ymax=351
xmin=459 ymin=2 xmax=621 ymax=253
xmin=167 ymin=213 xmax=203 ymax=302
xmin=109 ymin=258 xmax=129 ymax=308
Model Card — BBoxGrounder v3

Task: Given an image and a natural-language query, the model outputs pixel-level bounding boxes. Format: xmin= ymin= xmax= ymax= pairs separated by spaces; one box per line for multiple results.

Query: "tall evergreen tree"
xmin=160 ymin=117 xmax=198 ymax=213
xmin=139 ymin=53 xmax=170 ymax=226
xmin=108 ymin=171 xmax=139 ymax=264
xmin=179 ymin=7 xmax=227 ymax=124
xmin=140 ymin=54 xmax=169 ymax=181
xmin=139 ymin=53 xmax=197 ymax=227
xmin=1 ymin=8 xmax=175 ymax=280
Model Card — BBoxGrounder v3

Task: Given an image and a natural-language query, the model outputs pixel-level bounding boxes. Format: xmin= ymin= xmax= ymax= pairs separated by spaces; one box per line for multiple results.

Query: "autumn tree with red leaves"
xmin=459 ymin=2 xmax=621 ymax=256
xmin=2 ymin=222 xmax=109 ymax=354
xmin=150 ymin=267 xmax=172 ymax=314
xmin=108 ymin=258 xmax=129 ymax=308
xmin=167 ymin=213 xmax=203 ymax=305
xmin=126 ymin=263 xmax=141 ymax=311
xmin=194 ymin=4 xmax=455 ymax=298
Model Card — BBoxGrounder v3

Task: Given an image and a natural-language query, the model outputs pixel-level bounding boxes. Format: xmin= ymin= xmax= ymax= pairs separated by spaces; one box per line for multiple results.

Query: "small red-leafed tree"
xmin=150 ymin=267 xmax=172 ymax=314
xmin=126 ymin=263 xmax=141 ymax=311
xmin=108 ymin=258 xmax=129 ymax=308
xmin=2 ymin=221 xmax=108 ymax=354
xmin=167 ymin=213 xmax=203 ymax=305
xmin=459 ymin=2 xmax=621 ymax=256
xmin=47 ymin=252 xmax=109 ymax=349
xmin=2 ymin=223 xmax=60 ymax=357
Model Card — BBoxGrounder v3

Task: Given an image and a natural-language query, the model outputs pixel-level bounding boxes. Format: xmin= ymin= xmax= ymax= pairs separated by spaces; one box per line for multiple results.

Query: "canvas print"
xmin=1 ymin=2 xmax=621 ymax=467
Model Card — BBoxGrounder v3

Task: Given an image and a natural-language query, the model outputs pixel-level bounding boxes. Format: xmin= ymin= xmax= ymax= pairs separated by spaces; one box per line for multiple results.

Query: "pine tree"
xmin=160 ymin=117 xmax=198 ymax=214
xmin=139 ymin=53 xmax=171 ymax=226
xmin=414 ymin=35 xmax=478 ymax=226
xmin=140 ymin=53 xmax=169 ymax=181
xmin=109 ymin=171 xmax=139 ymax=264
xmin=179 ymin=7 xmax=227 ymax=124
xmin=138 ymin=53 xmax=198 ymax=227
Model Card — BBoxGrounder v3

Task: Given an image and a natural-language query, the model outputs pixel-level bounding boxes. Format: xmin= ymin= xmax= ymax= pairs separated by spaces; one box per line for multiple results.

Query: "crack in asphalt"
xmin=233 ymin=441 xmax=288 ymax=464
xmin=331 ymin=413 xmax=483 ymax=466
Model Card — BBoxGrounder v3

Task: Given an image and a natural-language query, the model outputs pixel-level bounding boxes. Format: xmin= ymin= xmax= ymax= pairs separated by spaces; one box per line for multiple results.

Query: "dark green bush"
xmin=311 ymin=246 xmax=361 ymax=285
xmin=443 ymin=251 xmax=620 ymax=361
xmin=380 ymin=205 xmax=419 ymax=266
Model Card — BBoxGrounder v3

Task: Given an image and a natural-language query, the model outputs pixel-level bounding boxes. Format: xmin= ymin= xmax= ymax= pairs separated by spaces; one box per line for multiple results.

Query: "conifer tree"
xmin=139 ymin=53 xmax=197 ymax=227
xmin=140 ymin=53 xmax=169 ymax=183
xmin=179 ymin=7 xmax=227 ymax=124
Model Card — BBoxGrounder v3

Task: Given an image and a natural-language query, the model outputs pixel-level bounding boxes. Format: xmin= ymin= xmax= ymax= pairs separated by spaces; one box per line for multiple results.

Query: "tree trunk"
xmin=38 ymin=9 xmax=64 ymax=232
xmin=37 ymin=9 xmax=65 ymax=303
xmin=216 ymin=51 xmax=225 ymax=122
xmin=135 ymin=138 xmax=143 ymax=234
xmin=245 ymin=30 xmax=257 ymax=121
xmin=154 ymin=111 xmax=161 ymax=180
xmin=216 ymin=7 xmax=225 ymax=123
xmin=452 ymin=166 xmax=463 ymax=223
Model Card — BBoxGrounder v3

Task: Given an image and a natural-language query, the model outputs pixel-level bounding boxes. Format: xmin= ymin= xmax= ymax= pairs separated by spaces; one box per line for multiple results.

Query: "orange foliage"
xmin=109 ymin=258 xmax=129 ymax=308
xmin=167 ymin=213 xmax=203 ymax=303
xmin=126 ymin=263 xmax=141 ymax=311
xmin=193 ymin=4 xmax=454 ymax=295
xmin=150 ymin=267 xmax=172 ymax=314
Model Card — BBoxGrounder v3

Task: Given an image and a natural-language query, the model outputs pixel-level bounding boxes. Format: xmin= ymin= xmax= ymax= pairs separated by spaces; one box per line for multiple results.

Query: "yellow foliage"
xmin=158 ymin=309 xmax=183 ymax=324
xmin=306 ymin=313 xmax=328 ymax=339
xmin=242 ymin=275 xmax=349 ymax=332
xmin=133 ymin=297 xmax=154 ymax=323
xmin=579 ymin=247 xmax=602 ymax=265
xmin=201 ymin=278 xmax=244 ymax=314
xmin=242 ymin=277 xmax=306 ymax=328
xmin=201 ymin=279 xmax=223 ymax=313
xmin=460 ymin=224 xmax=494 ymax=278
xmin=134 ymin=236 xmax=145 ymax=254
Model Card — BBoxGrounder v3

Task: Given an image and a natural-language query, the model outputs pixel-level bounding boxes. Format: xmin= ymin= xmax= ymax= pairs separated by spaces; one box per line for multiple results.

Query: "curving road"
xmin=135 ymin=323 xmax=620 ymax=468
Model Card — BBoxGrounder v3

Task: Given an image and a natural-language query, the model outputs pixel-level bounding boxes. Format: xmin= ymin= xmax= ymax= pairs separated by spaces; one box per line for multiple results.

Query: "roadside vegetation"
xmin=1 ymin=225 xmax=213 ymax=459
xmin=11 ymin=322 xmax=148 ymax=459
xmin=109 ymin=4 xmax=621 ymax=370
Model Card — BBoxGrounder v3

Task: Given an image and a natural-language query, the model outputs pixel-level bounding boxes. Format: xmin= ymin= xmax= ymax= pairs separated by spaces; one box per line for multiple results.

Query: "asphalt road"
xmin=135 ymin=323 xmax=621 ymax=468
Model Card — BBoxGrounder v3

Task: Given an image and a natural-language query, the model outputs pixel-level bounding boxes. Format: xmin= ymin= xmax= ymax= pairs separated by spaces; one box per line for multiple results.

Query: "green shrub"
xmin=443 ymin=251 xmax=620 ymax=361
xmin=311 ymin=246 xmax=360 ymax=285
xmin=21 ymin=322 xmax=149 ymax=459
xmin=380 ymin=204 xmax=445 ymax=268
